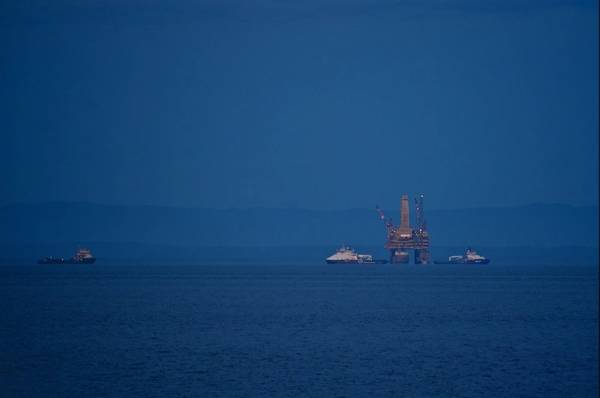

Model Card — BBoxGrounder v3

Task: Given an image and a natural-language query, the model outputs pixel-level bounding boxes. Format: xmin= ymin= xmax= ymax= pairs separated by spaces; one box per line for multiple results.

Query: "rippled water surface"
xmin=1 ymin=264 xmax=597 ymax=397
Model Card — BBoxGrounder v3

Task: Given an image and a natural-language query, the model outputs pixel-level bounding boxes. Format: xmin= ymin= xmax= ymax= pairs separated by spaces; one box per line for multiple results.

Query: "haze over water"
xmin=1 ymin=263 xmax=597 ymax=397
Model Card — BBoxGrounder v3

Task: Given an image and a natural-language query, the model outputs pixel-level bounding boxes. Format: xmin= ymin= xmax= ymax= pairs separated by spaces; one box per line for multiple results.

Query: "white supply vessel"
xmin=434 ymin=248 xmax=490 ymax=264
xmin=325 ymin=246 xmax=387 ymax=264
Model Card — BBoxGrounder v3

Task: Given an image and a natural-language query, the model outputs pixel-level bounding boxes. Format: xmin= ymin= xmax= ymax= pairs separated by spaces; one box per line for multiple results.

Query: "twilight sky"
xmin=2 ymin=0 xmax=598 ymax=210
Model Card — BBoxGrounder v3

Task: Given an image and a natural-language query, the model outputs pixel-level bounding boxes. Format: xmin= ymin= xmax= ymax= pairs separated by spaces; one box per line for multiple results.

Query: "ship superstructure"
xmin=69 ymin=248 xmax=96 ymax=264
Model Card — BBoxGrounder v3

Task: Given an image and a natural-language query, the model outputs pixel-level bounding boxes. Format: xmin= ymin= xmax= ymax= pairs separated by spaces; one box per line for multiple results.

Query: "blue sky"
xmin=2 ymin=0 xmax=598 ymax=210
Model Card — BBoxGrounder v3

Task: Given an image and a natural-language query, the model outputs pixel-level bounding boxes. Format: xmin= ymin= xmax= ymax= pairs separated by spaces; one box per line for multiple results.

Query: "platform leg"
xmin=414 ymin=249 xmax=430 ymax=264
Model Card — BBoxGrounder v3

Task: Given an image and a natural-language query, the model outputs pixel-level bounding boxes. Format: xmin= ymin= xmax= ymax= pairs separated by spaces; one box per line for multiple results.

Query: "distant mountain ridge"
xmin=1 ymin=202 xmax=597 ymax=248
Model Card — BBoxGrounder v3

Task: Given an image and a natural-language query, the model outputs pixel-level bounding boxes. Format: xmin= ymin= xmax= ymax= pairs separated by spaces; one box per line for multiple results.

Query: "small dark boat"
xmin=38 ymin=248 xmax=96 ymax=264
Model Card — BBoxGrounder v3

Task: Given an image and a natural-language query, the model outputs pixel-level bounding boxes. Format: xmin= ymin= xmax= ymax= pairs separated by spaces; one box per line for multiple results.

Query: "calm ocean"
xmin=1 ymin=263 xmax=597 ymax=397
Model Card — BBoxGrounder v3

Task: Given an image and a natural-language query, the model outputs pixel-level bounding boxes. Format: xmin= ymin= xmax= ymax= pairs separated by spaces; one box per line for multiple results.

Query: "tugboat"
xmin=38 ymin=248 xmax=96 ymax=264
xmin=325 ymin=246 xmax=387 ymax=264
xmin=434 ymin=248 xmax=490 ymax=264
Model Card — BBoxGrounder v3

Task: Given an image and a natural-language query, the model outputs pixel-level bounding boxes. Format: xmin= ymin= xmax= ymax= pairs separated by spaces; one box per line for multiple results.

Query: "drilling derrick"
xmin=398 ymin=195 xmax=412 ymax=239
xmin=376 ymin=194 xmax=430 ymax=264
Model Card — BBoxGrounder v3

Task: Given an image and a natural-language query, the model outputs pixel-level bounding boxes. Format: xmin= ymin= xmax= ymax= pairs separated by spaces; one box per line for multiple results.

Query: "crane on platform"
xmin=375 ymin=205 xmax=396 ymax=237
xmin=375 ymin=205 xmax=390 ymax=226
xmin=414 ymin=194 xmax=427 ymax=233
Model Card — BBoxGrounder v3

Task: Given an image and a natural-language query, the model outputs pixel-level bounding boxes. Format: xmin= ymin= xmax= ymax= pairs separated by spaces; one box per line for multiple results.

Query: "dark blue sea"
xmin=1 ymin=263 xmax=597 ymax=397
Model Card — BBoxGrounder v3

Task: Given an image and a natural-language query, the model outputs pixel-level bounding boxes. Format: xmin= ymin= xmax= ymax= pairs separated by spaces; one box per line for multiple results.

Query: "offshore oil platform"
xmin=376 ymin=194 xmax=430 ymax=264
